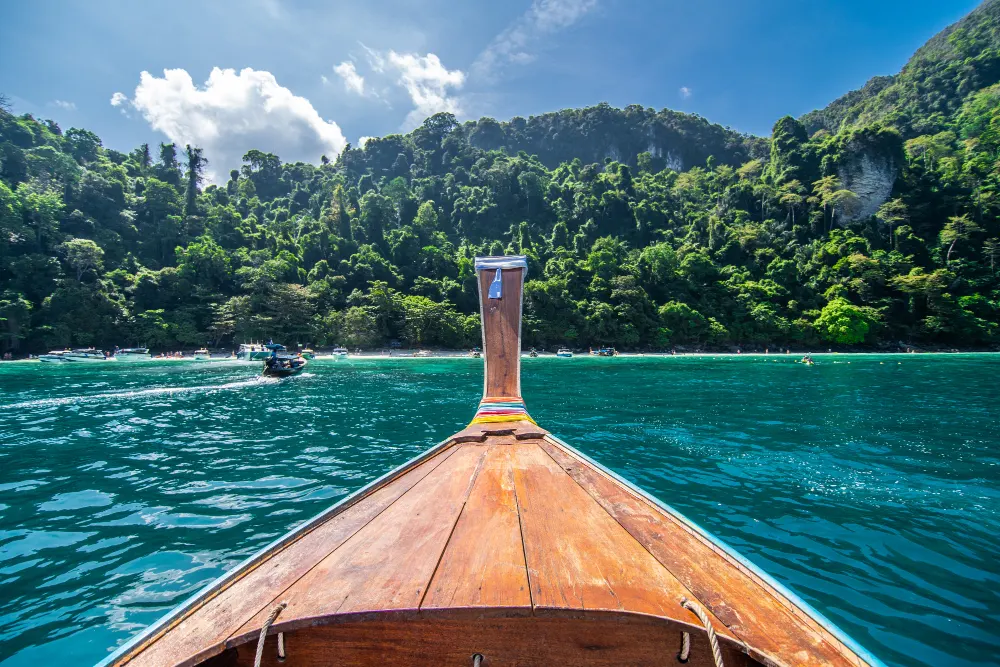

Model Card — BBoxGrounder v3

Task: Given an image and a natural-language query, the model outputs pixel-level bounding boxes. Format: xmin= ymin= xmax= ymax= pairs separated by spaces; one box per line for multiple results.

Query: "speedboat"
xmin=63 ymin=348 xmax=109 ymax=362
xmin=590 ymin=346 xmax=618 ymax=357
xmin=300 ymin=348 xmax=316 ymax=360
xmin=331 ymin=346 xmax=349 ymax=358
xmin=557 ymin=347 xmax=573 ymax=357
xmin=101 ymin=255 xmax=884 ymax=667
xmin=39 ymin=350 xmax=69 ymax=363
xmin=237 ymin=343 xmax=270 ymax=361
xmin=261 ymin=344 xmax=307 ymax=377
xmin=114 ymin=347 xmax=151 ymax=362
xmin=193 ymin=348 xmax=211 ymax=360
xmin=413 ymin=349 xmax=432 ymax=357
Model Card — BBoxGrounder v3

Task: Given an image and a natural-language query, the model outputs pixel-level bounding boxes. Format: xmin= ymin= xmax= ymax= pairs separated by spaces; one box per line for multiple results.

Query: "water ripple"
xmin=0 ymin=355 xmax=997 ymax=666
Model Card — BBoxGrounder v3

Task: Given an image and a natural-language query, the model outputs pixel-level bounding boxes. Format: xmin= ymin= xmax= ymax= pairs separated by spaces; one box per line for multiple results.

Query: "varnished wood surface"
xmin=423 ymin=446 xmax=531 ymax=609
xmin=114 ymin=435 xmax=872 ymax=667
xmin=478 ymin=267 xmax=524 ymax=400
xmin=228 ymin=611 xmax=756 ymax=667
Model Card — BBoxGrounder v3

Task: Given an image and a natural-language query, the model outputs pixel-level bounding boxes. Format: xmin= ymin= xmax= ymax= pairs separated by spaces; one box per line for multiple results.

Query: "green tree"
xmin=875 ymin=198 xmax=908 ymax=248
xmin=59 ymin=238 xmax=104 ymax=281
xmin=814 ymin=298 xmax=877 ymax=344
xmin=184 ymin=145 xmax=207 ymax=217
xmin=940 ymin=214 xmax=981 ymax=262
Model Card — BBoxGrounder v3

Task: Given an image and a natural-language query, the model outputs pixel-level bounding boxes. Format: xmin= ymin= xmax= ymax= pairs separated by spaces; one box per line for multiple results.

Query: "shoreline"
xmin=6 ymin=350 xmax=1000 ymax=363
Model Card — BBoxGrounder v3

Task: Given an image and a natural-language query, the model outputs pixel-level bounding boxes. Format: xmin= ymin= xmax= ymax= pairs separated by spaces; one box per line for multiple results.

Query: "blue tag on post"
xmin=488 ymin=268 xmax=503 ymax=299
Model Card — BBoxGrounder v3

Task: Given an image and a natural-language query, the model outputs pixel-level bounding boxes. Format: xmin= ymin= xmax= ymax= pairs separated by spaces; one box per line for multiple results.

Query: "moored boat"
xmin=114 ymin=347 xmax=151 ymax=362
xmin=62 ymin=348 xmax=110 ymax=362
xmin=101 ymin=255 xmax=884 ymax=667
xmin=236 ymin=343 xmax=270 ymax=362
xmin=193 ymin=348 xmax=211 ymax=360
xmin=590 ymin=346 xmax=618 ymax=357
xmin=413 ymin=349 xmax=432 ymax=357
xmin=331 ymin=346 xmax=349 ymax=358
xmin=300 ymin=348 xmax=316 ymax=360
xmin=39 ymin=350 xmax=69 ymax=363
xmin=556 ymin=347 xmax=573 ymax=357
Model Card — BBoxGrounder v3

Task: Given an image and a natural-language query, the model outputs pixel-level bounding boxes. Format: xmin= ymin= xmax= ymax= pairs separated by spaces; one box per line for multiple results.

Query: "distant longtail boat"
xmin=100 ymin=255 xmax=884 ymax=667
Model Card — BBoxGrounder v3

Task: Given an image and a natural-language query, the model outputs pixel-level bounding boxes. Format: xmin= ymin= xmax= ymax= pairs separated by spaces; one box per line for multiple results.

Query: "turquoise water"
xmin=0 ymin=355 xmax=997 ymax=667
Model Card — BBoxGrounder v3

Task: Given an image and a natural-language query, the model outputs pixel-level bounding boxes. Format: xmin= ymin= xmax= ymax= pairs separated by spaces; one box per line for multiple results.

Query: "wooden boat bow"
xmin=101 ymin=256 xmax=884 ymax=667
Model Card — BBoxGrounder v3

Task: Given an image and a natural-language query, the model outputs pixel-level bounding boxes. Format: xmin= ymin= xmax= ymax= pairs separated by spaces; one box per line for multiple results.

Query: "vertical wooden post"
xmin=470 ymin=256 xmax=534 ymax=426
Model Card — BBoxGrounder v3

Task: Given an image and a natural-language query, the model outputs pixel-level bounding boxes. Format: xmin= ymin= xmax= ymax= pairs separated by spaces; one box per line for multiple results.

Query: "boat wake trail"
xmin=2 ymin=376 xmax=279 ymax=410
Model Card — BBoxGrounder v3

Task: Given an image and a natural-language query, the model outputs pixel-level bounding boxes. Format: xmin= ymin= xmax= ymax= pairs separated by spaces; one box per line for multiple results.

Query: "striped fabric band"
xmin=471 ymin=397 xmax=536 ymax=425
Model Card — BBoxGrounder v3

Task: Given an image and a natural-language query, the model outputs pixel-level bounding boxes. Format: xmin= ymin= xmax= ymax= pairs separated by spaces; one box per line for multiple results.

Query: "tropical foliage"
xmin=1 ymin=4 xmax=999 ymax=353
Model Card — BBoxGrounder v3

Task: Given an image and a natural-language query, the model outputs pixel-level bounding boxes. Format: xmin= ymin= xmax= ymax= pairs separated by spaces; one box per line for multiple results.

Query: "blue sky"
xmin=0 ymin=0 xmax=981 ymax=178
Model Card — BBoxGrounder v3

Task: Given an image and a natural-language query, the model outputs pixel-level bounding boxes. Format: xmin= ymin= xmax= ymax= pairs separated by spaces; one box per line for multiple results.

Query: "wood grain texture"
xmin=121 ymin=445 xmax=459 ymax=667
xmin=509 ymin=442 xmax=734 ymax=643
xmin=541 ymin=440 xmax=865 ymax=667
xmin=114 ymin=433 xmax=873 ymax=667
xmin=233 ymin=611 xmax=756 ymax=667
xmin=479 ymin=268 xmax=523 ymax=400
xmin=423 ymin=446 xmax=531 ymax=609
xmin=229 ymin=444 xmax=488 ymax=643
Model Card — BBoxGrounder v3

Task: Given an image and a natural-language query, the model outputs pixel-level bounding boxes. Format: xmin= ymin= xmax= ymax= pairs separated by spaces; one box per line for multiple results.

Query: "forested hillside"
xmin=1 ymin=4 xmax=999 ymax=354
xmin=801 ymin=0 xmax=1000 ymax=137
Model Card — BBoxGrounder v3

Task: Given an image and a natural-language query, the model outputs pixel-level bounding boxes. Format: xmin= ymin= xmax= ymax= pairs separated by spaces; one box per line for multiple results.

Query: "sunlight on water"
xmin=0 ymin=355 xmax=997 ymax=666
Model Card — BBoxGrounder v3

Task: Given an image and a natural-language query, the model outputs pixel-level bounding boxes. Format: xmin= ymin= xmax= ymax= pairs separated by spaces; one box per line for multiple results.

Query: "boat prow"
xmin=102 ymin=256 xmax=883 ymax=667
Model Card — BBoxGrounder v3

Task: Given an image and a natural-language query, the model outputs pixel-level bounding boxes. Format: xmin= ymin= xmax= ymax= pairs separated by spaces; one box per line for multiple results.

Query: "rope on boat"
xmin=253 ymin=601 xmax=287 ymax=667
xmin=679 ymin=630 xmax=691 ymax=662
xmin=680 ymin=597 xmax=724 ymax=667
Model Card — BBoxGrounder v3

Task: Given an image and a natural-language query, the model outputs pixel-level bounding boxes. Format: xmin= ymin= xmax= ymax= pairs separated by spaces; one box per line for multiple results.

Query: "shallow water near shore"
xmin=0 ymin=354 xmax=997 ymax=666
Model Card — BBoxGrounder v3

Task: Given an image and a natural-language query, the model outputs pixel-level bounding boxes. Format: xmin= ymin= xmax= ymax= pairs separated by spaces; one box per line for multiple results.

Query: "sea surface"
xmin=0 ymin=354 xmax=997 ymax=666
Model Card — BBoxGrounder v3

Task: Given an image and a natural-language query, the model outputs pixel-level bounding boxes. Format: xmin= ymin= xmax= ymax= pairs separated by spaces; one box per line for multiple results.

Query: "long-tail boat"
xmin=100 ymin=256 xmax=884 ymax=667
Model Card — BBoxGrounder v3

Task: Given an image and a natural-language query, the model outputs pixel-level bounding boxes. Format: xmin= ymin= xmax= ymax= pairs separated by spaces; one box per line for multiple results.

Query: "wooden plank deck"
xmin=119 ymin=431 xmax=866 ymax=667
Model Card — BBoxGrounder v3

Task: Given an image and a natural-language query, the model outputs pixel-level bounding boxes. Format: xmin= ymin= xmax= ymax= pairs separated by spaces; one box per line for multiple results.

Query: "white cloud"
xmin=679 ymin=86 xmax=692 ymax=99
xmin=531 ymin=0 xmax=599 ymax=30
xmin=119 ymin=67 xmax=347 ymax=182
xmin=51 ymin=100 xmax=76 ymax=111
xmin=385 ymin=51 xmax=465 ymax=129
xmin=473 ymin=0 xmax=598 ymax=79
xmin=358 ymin=136 xmax=374 ymax=148
xmin=253 ymin=0 xmax=282 ymax=19
xmin=334 ymin=61 xmax=365 ymax=95
xmin=360 ymin=43 xmax=385 ymax=73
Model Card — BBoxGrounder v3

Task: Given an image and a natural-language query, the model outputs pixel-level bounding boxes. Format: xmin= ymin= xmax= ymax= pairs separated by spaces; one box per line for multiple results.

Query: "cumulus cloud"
xmin=358 ymin=136 xmax=374 ymax=148
xmin=679 ymin=86 xmax=692 ymax=99
xmin=385 ymin=51 xmax=465 ymax=129
xmin=51 ymin=100 xmax=76 ymax=111
xmin=472 ymin=0 xmax=598 ymax=79
xmin=117 ymin=67 xmax=347 ymax=182
xmin=334 ymin=61 xmax=365 ymax=95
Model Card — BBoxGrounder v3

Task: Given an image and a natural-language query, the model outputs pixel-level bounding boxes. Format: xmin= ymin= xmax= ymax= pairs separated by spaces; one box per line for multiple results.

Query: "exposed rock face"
xmin=837 ymin=152 xmax=898 ymax=223
xmin=645 ymin=142 xmax=684 ymax=171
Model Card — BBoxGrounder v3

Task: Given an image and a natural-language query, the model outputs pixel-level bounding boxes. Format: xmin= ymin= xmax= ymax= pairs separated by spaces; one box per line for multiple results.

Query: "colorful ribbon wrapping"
xmin=471 ymin=397 xmax=536 ymax=425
